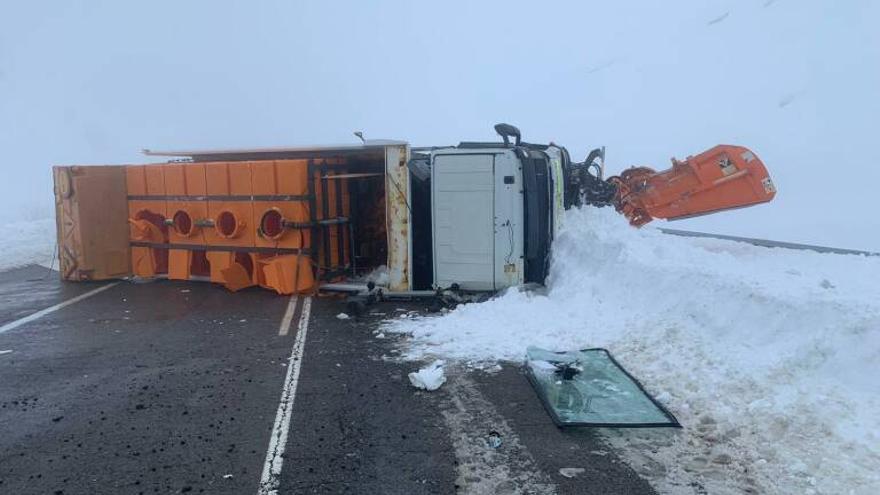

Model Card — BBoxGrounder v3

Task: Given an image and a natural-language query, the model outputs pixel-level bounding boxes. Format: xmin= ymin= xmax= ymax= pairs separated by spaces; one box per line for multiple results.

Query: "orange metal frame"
xmin=120 ymin=158 xmax=352 ymax=294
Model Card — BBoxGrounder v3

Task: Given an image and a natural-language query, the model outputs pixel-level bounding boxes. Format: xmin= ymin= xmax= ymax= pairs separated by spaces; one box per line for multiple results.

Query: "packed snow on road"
xmin=387 ymin=206 xmax=880 ymax=495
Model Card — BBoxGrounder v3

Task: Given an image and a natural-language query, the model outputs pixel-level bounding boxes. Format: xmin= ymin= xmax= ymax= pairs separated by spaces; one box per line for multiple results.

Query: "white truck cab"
xmin=407 ymin=124 xmax=571 ymax=292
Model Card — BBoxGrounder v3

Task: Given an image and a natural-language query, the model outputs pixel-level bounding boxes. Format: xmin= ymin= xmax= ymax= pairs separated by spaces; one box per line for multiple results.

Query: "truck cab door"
xmin=431 ymin=154 xmax=496 ymax=290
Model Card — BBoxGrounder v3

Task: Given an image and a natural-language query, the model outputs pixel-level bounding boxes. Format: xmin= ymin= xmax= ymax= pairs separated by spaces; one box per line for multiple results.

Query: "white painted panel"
xmin=432 ymin=154 xmax=495 ymax=290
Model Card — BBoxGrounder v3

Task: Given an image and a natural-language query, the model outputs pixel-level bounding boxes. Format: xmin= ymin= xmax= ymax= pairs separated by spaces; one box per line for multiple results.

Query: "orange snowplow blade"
xmin=611 ymin=145 xmax=776 ymax=226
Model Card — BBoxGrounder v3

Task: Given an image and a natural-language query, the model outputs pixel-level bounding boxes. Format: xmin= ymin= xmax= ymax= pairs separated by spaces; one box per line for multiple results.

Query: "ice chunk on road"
xmin=559 ymin=467 xmax=585 ymax=478
xmin=408 ymin=360 xmax=446 ymax=391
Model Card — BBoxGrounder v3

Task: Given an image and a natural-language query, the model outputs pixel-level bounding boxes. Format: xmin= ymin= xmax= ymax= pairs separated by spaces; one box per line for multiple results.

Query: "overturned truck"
xmin=53 ymin=124 xmax=775 ymax=295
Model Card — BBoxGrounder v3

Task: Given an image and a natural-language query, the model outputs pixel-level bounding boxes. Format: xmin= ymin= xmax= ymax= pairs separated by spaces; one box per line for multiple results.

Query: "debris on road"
xmin=525 ymin=347 xmax=680 ymax=428
xmin=559 ymin=467 xmax=586 ymax=478
xmin=336 ymin=313 xmax=350 ymax=320
xmin=485 ymin=364 xmax=502 ymax=373
xmin=486 ymin=430 xmax=503 ymax=449
xmin=408 ymin=360 xmax=446 ymax=391
xmin=0 ymin=349 xmax=13 ymax=355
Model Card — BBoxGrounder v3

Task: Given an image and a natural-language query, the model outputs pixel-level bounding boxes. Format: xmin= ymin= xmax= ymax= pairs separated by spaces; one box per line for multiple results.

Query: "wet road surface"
xmin=0 ymin=265 xmax=655 ymax=494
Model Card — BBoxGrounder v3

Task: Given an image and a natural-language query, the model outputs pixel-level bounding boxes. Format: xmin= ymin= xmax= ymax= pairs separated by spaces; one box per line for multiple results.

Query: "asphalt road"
xmin=0 ymin=265 xmax=655 ymax=494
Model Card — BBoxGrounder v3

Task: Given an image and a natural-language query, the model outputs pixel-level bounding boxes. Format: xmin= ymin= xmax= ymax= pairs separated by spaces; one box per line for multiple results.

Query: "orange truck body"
xmin=55 ymin=158 xmax=353 ymax=294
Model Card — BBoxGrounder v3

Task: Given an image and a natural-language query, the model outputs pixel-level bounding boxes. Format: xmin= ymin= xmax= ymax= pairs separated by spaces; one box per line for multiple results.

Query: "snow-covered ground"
xmin=0 ymin=217 xmax=57 ymax=272
xmin=387 ymin=207 xmax=880 ymax=495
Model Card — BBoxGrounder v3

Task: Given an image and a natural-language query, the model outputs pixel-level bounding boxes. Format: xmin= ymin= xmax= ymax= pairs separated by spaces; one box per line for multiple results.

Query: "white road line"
xmin=278 ymin=296 xmax=299 ymax=336
xmin=259 ymin=296 xmax=312 ymax=495
xmin=0 ymin=282 xmax=120 ymax=335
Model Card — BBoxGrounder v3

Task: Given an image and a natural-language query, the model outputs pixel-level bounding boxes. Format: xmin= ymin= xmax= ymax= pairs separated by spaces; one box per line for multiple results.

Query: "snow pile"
xmin=365 ymin=264 xmax=390 ymax=286
xmin=387 ymin=207 xmax=880 ymax=494
xmin=408 ymin=360 xmax=446 ymax=391
xmin=0 ymin=218 xmax=56 ymax=272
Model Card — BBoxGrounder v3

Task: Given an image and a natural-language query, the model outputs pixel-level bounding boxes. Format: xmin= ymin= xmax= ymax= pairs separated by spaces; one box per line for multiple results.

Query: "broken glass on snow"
xmin=525 ymin=347 xmax=680 ymax=428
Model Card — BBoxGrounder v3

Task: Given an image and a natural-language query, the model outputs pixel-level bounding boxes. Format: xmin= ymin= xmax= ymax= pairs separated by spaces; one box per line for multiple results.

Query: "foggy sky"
xmin=1 ymin=0 xmax=878 ymax=250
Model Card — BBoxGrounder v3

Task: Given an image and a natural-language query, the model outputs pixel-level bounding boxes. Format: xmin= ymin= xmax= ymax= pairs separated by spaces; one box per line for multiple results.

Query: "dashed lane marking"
xmin=259 ymin=296 xmax=312 ymax=495
xmin=0 ymin=282 xmax=120 ymax=335
xmin=278 ymin=296 xmax=299 ymax=336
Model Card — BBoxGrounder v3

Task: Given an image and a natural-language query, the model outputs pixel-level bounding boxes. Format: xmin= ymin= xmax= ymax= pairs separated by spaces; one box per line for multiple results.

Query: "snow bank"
xmin=0 ymin=218 xmax=57 ymax=272
xmin=387 ymin=207 xmax=880 ymax=494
